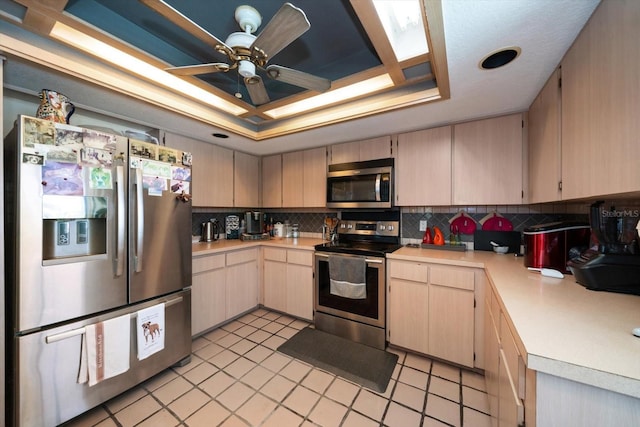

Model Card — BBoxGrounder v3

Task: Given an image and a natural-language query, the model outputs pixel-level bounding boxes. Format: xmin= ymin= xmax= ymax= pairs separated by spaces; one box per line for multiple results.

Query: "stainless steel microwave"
xmin=326 ymin=158 xmax=393 ymax=209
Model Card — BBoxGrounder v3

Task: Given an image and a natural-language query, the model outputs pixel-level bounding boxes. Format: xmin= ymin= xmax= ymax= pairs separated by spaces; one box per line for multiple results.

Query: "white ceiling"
xmin=1 ymin=0 xmax=600 ymax=156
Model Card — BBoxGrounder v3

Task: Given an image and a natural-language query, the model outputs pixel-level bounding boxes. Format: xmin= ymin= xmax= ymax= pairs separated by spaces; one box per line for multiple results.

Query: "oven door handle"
xmin=315 ymin=252 xmax=383 ymax=264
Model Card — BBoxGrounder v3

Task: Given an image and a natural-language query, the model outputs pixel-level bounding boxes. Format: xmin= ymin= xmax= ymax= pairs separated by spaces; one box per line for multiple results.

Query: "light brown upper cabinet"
xmin=329 ymin=136 xmax=393 ymax=164
xmin=282 ymin=151 xmax=304 ymax=207
xmin=560 ymin=0 xmax=640 ymax=199
xmin=261 ymin=154 xmax=282 ymax=208
xmin=162 ymin=132 xmax=233 ymax=207
xmin=453 ymin=114 xmax=524 ymax=205
xmin=233 ymin=151 xmax=260 ymax=208
xmin=264 ymin=147 xmax=327 ymax=208
xmin=396 ymin=126 xmax=452 ymax=206
xmin=302 ymin=147 xmax=328 ymax=207
xmin=528 ymin=68 xmax=561 ymax=203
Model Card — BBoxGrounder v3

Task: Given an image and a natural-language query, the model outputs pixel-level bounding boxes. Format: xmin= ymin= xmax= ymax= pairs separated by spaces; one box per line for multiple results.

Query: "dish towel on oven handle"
xmin=136 ymin=303 xmax=165 ymax=360
xmin=78 ymin=314 xmax=131 ymax=386
xmin=329 ymin=255 xmax=367 ymax=299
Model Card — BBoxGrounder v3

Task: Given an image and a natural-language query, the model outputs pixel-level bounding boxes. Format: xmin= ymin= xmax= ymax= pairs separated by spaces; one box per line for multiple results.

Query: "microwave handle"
xmin=375 ymin=173 xmax=381 ymax=202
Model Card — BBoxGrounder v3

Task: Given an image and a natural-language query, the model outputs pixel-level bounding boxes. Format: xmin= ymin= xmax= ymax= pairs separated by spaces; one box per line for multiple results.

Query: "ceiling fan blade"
xmin=165 ymin=63 xmax=230 ymax=76
xmin=251 ymin=3 xmax=310 ymax=60
xmin=245 ymin=76 xmax=270 ymax=105
xmin=266 ymin=65 xmax=331 ymax=92
xmin=139 ymin=0 xmax=231 ymax=52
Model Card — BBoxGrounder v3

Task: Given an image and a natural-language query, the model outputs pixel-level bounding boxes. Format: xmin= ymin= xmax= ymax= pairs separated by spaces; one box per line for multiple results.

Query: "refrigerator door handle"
xmin=134 ymin=168 xmax=144 ymax=272
xmin=115 ymin=165 xmax=125 ymax=276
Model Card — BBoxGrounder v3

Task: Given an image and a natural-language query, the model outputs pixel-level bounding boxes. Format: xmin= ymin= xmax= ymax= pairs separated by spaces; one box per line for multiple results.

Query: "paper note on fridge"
xmin=136 ymin=303 xmax=165 ymax=360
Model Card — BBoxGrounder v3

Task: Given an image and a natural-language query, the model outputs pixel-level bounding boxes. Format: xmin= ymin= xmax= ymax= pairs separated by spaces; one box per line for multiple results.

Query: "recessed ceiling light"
xmin=212 ymin=133 xmax=229 ymax=139
xmin=480 ymin=47 xmax=521 ymax=70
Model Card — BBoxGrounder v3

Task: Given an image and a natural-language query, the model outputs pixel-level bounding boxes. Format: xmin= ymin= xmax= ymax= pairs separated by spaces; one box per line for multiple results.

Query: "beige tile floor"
xmin=63 ymin=308 xmax=492 ymax=427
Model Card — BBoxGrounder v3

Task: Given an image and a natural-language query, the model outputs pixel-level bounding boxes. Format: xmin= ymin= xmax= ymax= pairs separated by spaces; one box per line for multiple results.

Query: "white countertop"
xmin=388 ymin=246 xmax=640 ymax=399
xmin=192 ymin=237 xmax=324 ymax=256
xmin=192 ymin=240 xmax=640 ymax=398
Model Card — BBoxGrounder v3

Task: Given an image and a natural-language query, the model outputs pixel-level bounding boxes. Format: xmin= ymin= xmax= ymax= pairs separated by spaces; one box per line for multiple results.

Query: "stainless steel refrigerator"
xmin=4 ymin=115 xmax=193 ymax=426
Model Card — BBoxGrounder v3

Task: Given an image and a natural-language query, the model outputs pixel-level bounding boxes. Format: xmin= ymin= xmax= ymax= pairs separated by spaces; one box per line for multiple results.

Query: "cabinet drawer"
xmin=226 ymin=248 xmax=258 ymax=266
xmin=389 ymin=260 xmax=428 ymax=282
xmin=192 ymin=254 xmax=225 ymax=273
xmin=490 ymin=286 xmax=501 ymax=336
xmin=430 ymin=265 xmax=475 ymax=291
xmin=500 ymin=313 xmax=521 ymax=387
xmin=287 ymin=249 xmax=313 ymax=266
xmin=263 ymin=247 xmax=287 ymax=262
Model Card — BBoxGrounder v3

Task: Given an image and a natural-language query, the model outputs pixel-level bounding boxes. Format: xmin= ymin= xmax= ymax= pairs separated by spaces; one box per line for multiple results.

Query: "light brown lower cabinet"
xmin=192 ymin=254 xmax=226 ymax=336
xmin=485 ymin=283 xmax=531 ymax=427
xmin=191 ymin=248 xmax=259 ymax=336
xmin=387 ymin=260 xmax=479 ymax=368
xmin=226 ymin=248 xmax=259 ymax=319
xmin=262 ymin=247 xmax=313 ymax=321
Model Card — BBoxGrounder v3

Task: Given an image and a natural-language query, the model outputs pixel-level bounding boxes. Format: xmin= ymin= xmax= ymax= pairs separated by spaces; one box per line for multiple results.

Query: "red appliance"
xmin=523 ymin=222 xmax=590 ymax=273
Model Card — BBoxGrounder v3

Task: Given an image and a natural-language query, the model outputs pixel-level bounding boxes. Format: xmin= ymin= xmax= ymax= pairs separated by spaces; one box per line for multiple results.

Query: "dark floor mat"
xmin=277 ymin=327 xmax=398 ymax=392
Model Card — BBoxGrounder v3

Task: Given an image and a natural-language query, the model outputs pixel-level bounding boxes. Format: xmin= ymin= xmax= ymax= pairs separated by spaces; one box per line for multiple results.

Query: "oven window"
xmin=317 ymin=260 xmax=379 ymax=319
xmin=328 ymin=175 xmax=377 ymax=202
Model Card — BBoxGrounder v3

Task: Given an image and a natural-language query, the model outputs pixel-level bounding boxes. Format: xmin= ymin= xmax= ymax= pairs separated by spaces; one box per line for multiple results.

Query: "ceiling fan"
xmin=140 ymin=0 xmax=332 ymax=105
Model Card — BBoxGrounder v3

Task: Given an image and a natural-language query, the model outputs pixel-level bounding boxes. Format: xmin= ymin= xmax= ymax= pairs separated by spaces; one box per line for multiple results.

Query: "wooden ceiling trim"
xmin=349 ymin=0 xmax=405 ymax=85
xmin=16 ymin=0 xmax=68 ymax=34
xmin=252 ymin=65 xmax=389 ymax=114
xmin=423 ymin=0 xmax=450 ymax=100
xmin=255 ymin=86 xmax=442 ymax=140
xmin=44 ymin=11 xmax=254 ymax=114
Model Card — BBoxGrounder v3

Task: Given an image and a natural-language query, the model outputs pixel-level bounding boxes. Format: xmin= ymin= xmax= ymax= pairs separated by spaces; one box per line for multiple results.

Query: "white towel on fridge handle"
xmin=78 ymin=314 xmax=130 ymax=386
xmin=136 ymin=303 xmax=165 ymax=360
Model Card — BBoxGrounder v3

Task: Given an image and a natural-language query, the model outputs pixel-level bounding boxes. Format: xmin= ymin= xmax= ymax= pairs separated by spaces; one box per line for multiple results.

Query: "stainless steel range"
xmin=314 ymin=211 xmax=401 ymax=349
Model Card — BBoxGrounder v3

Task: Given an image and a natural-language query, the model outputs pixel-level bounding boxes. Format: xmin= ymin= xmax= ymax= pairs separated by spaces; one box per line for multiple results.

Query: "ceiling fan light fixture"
xmin=238 ymin=60 xmax=256 ymax=78
xmin=235 ymin=5 xmax=262 ymax=34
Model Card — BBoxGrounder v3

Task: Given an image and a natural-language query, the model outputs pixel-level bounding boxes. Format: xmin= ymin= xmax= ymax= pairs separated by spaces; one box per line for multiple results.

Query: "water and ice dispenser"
xmin=42 ymin=195 xmax=107 ymax=261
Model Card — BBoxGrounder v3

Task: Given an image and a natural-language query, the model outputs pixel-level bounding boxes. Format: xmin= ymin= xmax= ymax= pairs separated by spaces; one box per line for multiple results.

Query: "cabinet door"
xmin=282 ymin=151 xmax=304 ymax=207
xmin=286 ymin=264 xmax=313 ymax=320
xmin=226 ymin=250 xmax=259 ymax=318
xmin=263 ymin=259 xmax=287 ymax=312
xmin=388 ymin=278 xmax=429 ymax=354
xmin=528 ymin=69 xmax=561 ymax=203
xmin=192 ymin=268 xmax=226 ymax=336
xmin=359 ymin=136 xmax=392 ymax=161
xmin=561 ymin=28 xmax=591 ymax=200
xmin=163 ymin=132 xmax=233 ymax=207
xmin=396 ymin=126 xmax=452 ymax=206
xmin=484 ymin=297 xmax=500 ymax=427
xmin=561 ymin=0 xmax=640 ymax=199
xmin=210 ymin=145 xmax=235 ymax=207
xmin=428 ymin=284 xmax=475 ymax=367
xmin=329 ymin=136 xmax=391 ymax=164
xmin=303 ymin=147 xmax=327 ymax=207
xmin=498 ymin=348 xmax=524 ymax=427
xmin=329 ymin=140 xmax=360 ymax=164
xmin=234 ymin=151 xmax=259 ymax=207
xmin=262 ymin=154 xmax=282 ymax=207
xmin=453 ymin=114 xmax=523 ymax=205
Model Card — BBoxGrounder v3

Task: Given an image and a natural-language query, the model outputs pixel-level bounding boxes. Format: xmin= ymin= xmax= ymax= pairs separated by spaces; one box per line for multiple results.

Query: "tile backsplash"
xmin=192 ymin=209 xmax=337 ymax=237
xmin=401 ymin=203 xmax=594 ymax=241
xmin=192 ymin=202 xmax=600 ymax=242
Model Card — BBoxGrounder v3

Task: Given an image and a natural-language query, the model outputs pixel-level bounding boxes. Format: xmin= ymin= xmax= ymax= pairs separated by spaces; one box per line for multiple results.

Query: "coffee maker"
xmin=245 ymin=211 xmax=264 ymax=235
xmin=568 ymin=201 xmax=640 ymax=295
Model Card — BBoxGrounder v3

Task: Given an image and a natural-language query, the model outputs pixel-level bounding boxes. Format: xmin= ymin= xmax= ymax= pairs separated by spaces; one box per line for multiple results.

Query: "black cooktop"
xmin=315 ymin=241 xmax=403 ymax=257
